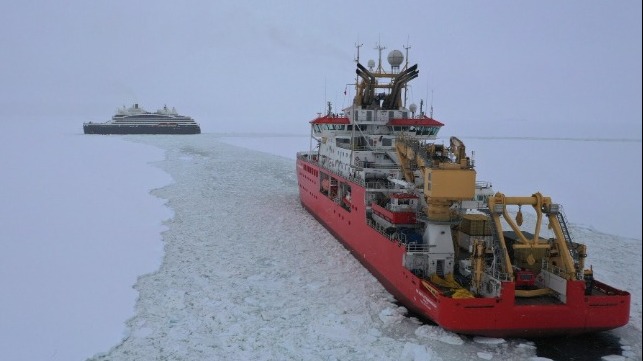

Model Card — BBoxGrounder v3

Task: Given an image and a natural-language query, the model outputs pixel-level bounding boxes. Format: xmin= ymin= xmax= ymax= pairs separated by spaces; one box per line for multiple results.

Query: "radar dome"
xmin=387 ymin=50 xmax=404 ymax=67
xmin=367 ymin=59 xmax=375 ymax=69
xmin=409 ymin=103 xmax=417 ymax=113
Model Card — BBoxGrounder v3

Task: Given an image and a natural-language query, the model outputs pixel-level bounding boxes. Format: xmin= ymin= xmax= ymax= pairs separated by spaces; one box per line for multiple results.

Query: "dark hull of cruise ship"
xmin=83 ymin=124 xmax=201 ymax=135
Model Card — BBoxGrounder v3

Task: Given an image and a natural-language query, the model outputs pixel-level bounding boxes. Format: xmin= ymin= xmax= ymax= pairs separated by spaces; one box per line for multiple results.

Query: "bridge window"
xmin=336 ymin=138 xmax=350 ymax=147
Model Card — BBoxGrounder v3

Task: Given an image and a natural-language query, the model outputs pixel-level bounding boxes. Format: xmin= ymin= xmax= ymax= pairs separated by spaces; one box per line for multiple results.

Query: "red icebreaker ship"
xmin=295 ymin=43 xmax=630 ymax=337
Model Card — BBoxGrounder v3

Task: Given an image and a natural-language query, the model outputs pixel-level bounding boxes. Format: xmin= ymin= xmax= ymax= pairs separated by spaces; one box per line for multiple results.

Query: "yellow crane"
xmin=395 ymin=135 xmax=476 ymax=221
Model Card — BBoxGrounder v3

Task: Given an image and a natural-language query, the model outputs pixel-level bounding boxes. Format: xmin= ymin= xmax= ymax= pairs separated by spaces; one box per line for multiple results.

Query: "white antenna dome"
xmin=367 ymin=59 xmax=375 ymax=70
xmin=387 ymin=50 xmax=404 ymax=67
xmin=409 ymin=103 xmax=417 ymax=113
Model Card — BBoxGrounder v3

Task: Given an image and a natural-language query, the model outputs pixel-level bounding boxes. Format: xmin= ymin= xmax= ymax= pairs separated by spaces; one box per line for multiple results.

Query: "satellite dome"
xmin=387 ymin=50 xmax=404 ymax=67
xmin=367 ymin=59 xmax=375 ymax=69
xmin=409 ymin=103 xmax=417 ymax=113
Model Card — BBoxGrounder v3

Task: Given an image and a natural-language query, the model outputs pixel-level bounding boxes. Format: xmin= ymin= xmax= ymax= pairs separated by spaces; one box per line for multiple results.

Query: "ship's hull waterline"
xmin=83 ymin=124 xmax=200 ymax=135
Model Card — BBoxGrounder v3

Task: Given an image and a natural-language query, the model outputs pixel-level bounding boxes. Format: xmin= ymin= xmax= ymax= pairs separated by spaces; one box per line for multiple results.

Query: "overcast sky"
xmin=1 ymin=1 xmax=641 ymax=137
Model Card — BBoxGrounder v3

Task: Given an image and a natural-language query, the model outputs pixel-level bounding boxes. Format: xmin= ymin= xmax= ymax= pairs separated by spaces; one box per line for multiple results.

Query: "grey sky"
xmin=1 ymin=1 xmax=641 ymax=137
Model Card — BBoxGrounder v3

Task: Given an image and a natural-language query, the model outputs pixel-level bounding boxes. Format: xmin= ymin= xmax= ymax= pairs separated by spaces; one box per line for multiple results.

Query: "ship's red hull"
xmin=297 ymin=157 xmax=630 ymax=338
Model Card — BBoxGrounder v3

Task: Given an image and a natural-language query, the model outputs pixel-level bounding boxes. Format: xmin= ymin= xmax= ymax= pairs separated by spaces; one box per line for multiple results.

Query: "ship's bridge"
xmin=310 ymin=115 xmax=350 ymax=135
xmin=347 ymin=106 xmax=444 ymax=139
xmin=351 ymin=108 xmax=412 ymax=123
xmin=387 ymin=116 xmax=444 ymax=137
